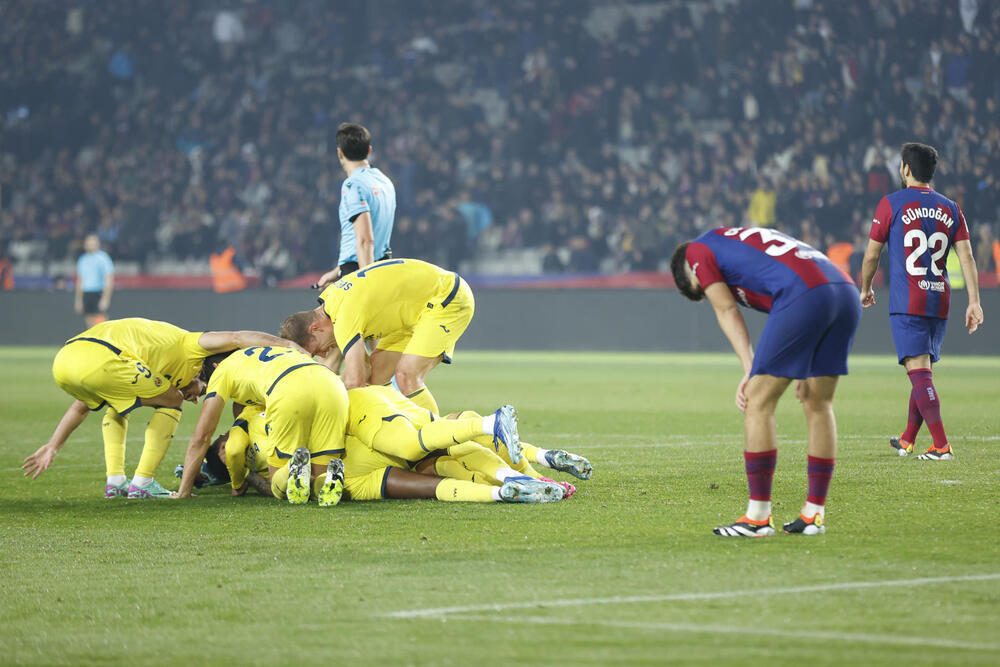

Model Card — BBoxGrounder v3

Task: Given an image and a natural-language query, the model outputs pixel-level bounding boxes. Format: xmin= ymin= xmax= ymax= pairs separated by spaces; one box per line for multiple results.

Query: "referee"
xmin=74 ymin=234 xmax=114 ymax=327
xmin=313 ymin=123 xmax=396 ymax=288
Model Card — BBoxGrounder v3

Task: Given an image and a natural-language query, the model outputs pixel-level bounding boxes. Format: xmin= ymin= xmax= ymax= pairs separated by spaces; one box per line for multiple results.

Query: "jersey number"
xmin=903 ymin=230 xmax=949 ymax=277
xmin=723 ymin=227 xmax=824 ymax=260
xmin=243 ymin=346 xmax=288 ymax=362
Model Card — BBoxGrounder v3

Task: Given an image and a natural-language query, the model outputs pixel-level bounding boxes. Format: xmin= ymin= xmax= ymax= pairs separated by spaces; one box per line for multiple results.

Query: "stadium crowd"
xmin=1 ymin=0 xmax=999 ymax=279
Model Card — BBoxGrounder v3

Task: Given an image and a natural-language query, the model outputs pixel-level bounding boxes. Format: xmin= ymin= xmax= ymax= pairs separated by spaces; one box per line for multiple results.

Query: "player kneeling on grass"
xmin=22 ymin=317 xmax=303 ymax=499
xmin=173 ymin=346 xmax=348 ymax=506
xmin=671 ymin=227 xmax=861 ymax=536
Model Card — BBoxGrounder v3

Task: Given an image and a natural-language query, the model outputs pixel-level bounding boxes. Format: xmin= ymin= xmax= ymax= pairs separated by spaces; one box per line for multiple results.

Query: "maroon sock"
xmin=744 ymin=449 xmax=777 ymax=501
xmin=908 ymin=369 xmax=948 ymax=449
xmin=806 ymin=455 xmax=835 ymax=505
xmin=900 ymin=387 xmax=923 ymax=444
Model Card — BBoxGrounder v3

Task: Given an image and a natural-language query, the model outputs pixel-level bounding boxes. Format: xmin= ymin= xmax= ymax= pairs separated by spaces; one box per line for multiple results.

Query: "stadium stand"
xmin=1 ymin=0 xmax=998 ymax=282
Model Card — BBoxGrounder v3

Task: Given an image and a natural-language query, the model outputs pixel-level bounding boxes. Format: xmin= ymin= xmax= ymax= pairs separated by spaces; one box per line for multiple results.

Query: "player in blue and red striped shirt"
xmin=859 ymin=142 xmax=984 ymax=461
xmin=671 ymin=227 xmax=861 ymax=537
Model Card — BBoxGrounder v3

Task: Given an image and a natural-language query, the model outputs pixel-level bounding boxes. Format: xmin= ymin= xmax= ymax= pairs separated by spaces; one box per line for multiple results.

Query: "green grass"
xmin=1 ymin=348 xmax=999 ymax=665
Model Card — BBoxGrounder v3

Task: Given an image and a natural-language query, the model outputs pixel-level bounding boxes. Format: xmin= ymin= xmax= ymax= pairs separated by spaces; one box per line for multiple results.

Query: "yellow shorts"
xmin=376 ymin=276 xmax=474 ymax=362
xmin=51 ymin=338 xmax=170 ymax=414
xmin=342 ymin=435 xmax=408 ymax=501
xmin=266 ymin=365 xmax=349 ymax=467
xmin=348 ymin=385 xmax=434 ymax=446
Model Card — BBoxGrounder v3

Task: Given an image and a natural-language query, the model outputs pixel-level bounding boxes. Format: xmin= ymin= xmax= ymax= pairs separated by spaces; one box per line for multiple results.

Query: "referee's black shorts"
xmin=82 ymin=291 xmax=104 ymax=314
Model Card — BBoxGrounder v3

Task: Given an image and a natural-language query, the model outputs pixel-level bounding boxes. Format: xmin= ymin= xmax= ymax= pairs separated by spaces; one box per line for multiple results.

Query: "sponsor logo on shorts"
xmin=153 ymin=377 xmax=163 ymax=387
xmin=917 ymin=279 xmax=945 ymax=292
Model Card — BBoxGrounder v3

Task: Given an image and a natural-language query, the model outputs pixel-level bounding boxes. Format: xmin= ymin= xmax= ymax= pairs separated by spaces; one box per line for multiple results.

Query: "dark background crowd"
xmin=1 ymin=0 xmax=998 ymax=281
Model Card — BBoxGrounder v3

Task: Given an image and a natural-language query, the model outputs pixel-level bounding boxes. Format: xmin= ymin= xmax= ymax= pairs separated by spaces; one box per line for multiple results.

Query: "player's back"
xmin=73 ymin=317 xmax=208 ymax=388
xmin=338 ymin=166 xmax=396 ymax=265
xmin=319 ymin=258 xmax=457 ymax=338
xmin=207 ymin=346 xmax=321 ymax=407
xmin=690 ymin=227 xmax=850 ymax=311
xmin=874 ymin=187 xmax=969 ymax=319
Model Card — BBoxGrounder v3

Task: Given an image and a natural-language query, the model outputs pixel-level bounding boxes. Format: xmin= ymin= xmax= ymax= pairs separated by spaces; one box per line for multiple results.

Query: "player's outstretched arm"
xmin=954 ymin=239 xmax=984 ymax=334
xmin=173 ymin=395 xmax=226 ymax=498
xmin=22 ymin=400 xmax=91 ymax=478
xmin=197 ymin=331 xmax=308 ymax=356
xmin=858 ymin=239 xmax=884 ymax=308
xmin=704 ymin=283 xmax=754 ymax=411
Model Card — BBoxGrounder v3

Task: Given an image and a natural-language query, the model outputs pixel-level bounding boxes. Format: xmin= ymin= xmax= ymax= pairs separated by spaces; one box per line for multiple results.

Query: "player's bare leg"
xmin=715 ymin=374 xmax=789 ymax=537
xmin=393 ymin=353 xmax=442 ymax=413
xmin=784 ymin=376 xmax=839 ymax=535
xmin=901 ymin=355 xmax=953 ymax=460
xmin=368 ymin=349 xmax=403 ymax=385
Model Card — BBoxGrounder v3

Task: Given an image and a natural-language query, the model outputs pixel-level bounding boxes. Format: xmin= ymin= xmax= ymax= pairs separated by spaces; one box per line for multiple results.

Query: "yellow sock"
xmin=102 ymin=408 xmax=128 ymax=477
xmin=311 ymin=473 xmax=326 ymax=500
xmin=134 ymin=407 xmax=181 ymax=479
xmin=406 ymin=386 xmax=439 ymax=414
xmin=434 ymin=478 xmax=496 ymax=502
xmin=517 ymin=441 xmax=544 ymax=478
xmin=445 ymin=442 xmax=511 ymax=483
xmin=419 ymin=418 xmax=484 ymax=451
xmin=270 ymin=465 xmax=290 ymax=498
xmin=433 ymin=456 xmax=496 ymax=485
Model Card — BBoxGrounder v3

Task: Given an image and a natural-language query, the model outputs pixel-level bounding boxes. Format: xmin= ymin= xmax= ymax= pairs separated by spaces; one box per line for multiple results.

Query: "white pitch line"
xmin=382 ymin=573 xmax=1000 ymax=619
xmin=449 ymin=615 xmax=1000 ymax=652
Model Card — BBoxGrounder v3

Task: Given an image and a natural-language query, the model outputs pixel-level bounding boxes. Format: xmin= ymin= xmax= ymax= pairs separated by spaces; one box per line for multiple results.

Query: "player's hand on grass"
xmin=169 ymin=490 xmax=196 ymax=499
xmin=232 ymin=481 xmax=248 ymax=497
xmin=860 ymin=288 xmax=875 ymax=308
xmin=735 ymin=374 xmax=750 ymax=412
xmin=966 ymin=303 xmax=983 ymax=334
xmin=22 ymin=444 xmax=57 ymax=478
xmin=311 ymin=267 xmax=340 ymax=290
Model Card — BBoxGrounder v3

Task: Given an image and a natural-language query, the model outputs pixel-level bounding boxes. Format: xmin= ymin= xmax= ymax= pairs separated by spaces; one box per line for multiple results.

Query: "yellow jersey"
xmin=318 ymin=258 xmax=460 ymax=354
xmin=69 ymin=317 xmax=210 ymax=389
xmin=205 ymin=346 xmax=324 ymax=407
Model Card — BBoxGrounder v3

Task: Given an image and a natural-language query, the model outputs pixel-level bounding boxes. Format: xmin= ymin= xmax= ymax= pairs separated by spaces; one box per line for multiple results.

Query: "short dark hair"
xmin=336 ymin=122 xmax=371 ymax=161
xmin=670 ymin=242 xmax=703 ymax=301
xmin=199 ymin=349 xmax=237 ymax=383
xmin=901 ymin=142 xmax=938 ymax=183
xmin=280 ymin=310 xmax=318 ymax=347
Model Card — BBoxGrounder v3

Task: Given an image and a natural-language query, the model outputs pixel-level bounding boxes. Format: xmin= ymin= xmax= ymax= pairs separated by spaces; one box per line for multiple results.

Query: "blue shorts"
xmin=751 ymin=283 xmax=862 ymax=379
xmin=890 ymin=314 xmax=947 ymax=365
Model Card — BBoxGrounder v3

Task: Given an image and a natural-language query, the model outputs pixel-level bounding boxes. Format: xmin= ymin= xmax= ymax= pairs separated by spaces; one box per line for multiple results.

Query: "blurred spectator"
xmin=0 ymin=0 xmax=997 ymax=280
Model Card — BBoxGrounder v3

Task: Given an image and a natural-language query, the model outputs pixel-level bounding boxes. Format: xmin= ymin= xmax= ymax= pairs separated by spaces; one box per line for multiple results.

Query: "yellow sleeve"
xmin=180 ymin=331 xmax=211 ymax=358
xmin=333 ymin=304 xmax=366 ymax=356
xmin=225 ymin=418 xmax=251 ymax=490
xmin=205 ymin=365 xmax=232 ymax=402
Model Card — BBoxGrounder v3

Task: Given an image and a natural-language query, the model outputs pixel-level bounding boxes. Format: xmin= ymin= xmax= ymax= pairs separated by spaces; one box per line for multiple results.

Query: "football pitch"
xmin=1 ymin=347 xmax=998 ymax=665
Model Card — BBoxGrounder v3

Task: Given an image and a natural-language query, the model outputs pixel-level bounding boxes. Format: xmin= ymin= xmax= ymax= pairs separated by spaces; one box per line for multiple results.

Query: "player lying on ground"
xmin=174 ymin=405 xmax=275 ymax=497
xmin=173 ymin=346 xmax=349 ymax=506
xmin=858 ymin=142 xmax=984 ymax=461
xmin=307 ymin=257 xmax=475 ymax=415
xmin=21 ymin=318 xmax=304 ymax=499
xmin=671 ymin=226 xmax=861 ymax=537
xmin=340 ymin=384 xmax=564 ymax=503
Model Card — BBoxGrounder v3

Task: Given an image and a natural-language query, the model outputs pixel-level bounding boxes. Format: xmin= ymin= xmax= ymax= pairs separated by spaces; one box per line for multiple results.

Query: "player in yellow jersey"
xmin=173 ymin=406 xmax=276 ymax=496
xmin=303 ymin=258 xmax=474 ymax=414
xmin=173 ymin=346 xmax=349 ymax=506
xmin=21 ymin=318 xmax=302 ymax=499
xmin=221 ymin=407 xmax=275 ymax=496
